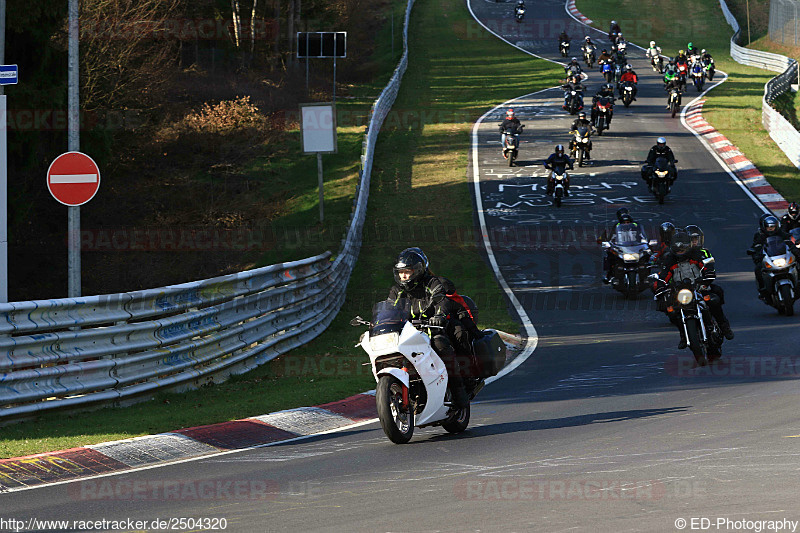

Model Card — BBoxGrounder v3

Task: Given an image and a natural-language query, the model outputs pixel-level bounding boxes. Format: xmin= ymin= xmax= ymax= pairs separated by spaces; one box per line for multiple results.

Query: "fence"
xmin=769 ymin=0 xmax=800 ymax=46
xmin=0 ymin=0 xmax=417 ymax=420
xmin=720 ymin=0 xmax=800 ymax=168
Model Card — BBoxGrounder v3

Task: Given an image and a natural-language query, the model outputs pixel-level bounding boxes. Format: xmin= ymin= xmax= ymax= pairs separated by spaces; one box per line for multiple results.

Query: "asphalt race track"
xmin=3 ymin=1 xmax=800 ymax=531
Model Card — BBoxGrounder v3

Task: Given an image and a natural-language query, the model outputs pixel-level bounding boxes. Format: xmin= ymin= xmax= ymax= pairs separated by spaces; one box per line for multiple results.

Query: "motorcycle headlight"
xmin=656 ymin=170 xmax=668 ymax=177
xmin=677 ymin=289 xmax=693 ymax=305
xmin=622 ymin=253 xmax=640 ymax=262
xmin=571 ymin=91 xmax=577 ymax=95
xmin=774 ymin=257 xmax=787 ymax=268
xmin=369 ymin=332 xmax=399 ymax=352
xmin=581 ymin=138 xmax=588 ymax=143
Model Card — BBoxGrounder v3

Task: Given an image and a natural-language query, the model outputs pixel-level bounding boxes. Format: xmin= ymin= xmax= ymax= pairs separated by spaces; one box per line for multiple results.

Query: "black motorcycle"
xmin=668 ymin=87 xmax=681 ymax=118
xmin=619 ymin=80 xmax=636 ymax=107
xmin=648 ymin=156 xmax=677 ymax=204
xmin=658 ymin=277 xmax=725 ymax=366
xmin=501 ymin=124 xmax=524 ymax=167
xmin=592 ymin=97 xmax=612 ymax=135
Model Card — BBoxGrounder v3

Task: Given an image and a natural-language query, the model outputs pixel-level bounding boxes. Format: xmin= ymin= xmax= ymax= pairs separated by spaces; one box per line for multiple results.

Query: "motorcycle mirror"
xmin=648 ymin=239 xmax=658 ymax=247
xmin=746 ymin=249 xmax=754 ymax=256
xmin=601 ymin=241 xmax=611 ymax=249
xmin=350 ymin=317 xmax=363 ymax=327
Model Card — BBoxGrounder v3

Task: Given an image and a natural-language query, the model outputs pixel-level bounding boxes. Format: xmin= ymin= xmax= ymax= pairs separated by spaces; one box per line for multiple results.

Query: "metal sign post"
xmin=299 ymin=103 xmax=338 ymax=223
xmin=68 ymin=0 xmax=80 ymax=297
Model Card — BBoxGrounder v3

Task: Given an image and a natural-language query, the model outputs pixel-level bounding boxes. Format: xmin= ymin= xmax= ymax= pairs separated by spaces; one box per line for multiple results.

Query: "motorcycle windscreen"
xmin=764 ymin=235 xmax=789 ymax=257
xmin=371 ymin=299 xmax=411 ymax=336
xmin=614 ymin=223 xmax=645 ymax=246
xmin=790 ymin=228 xmax=800 ymax=245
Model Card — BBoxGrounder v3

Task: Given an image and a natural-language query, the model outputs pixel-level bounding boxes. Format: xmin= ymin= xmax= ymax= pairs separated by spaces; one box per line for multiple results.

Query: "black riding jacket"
xmin=646 ymin=145 xmax=676 ymax=166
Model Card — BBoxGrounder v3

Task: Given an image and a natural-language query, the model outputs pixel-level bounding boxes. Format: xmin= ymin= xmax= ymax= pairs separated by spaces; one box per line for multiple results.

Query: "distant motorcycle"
xmin=560 ymin=40 xmax=570 ymax=57
xmin=691 ymin=62 xmax=705 ymax=91
xmin=547 ymin=165 xmax=569 ymax=207
xmin=647 ymin=156 xmax=677 ymax=204
xmin=583 ymin=45 xmax=595 ymax=67
xmin=649 ymin=54 xmax=664 ymax=73
xmin=668 ymin=87 xmax=681 ymax=118
xmin=702 ymin=57 xmax=715 ymax=80
xmin=570 ymin=125 xmax=591 ymax=166
xmin=748 ymin=233 xmax=799 ymax=316
xmin=566 ymin=88 xmax=583 ymax=115
xmin=619 ymin=80 xmax=636 ymax=107
xmin=676 ymin=63 xmax=688 ymax=91
xmin=593 ymin=96 xmax=612 ymax=135
xmin=515 ymin=5 xmax=525 ymax=21
xmin=600 ymin=60 xmax=614 ymax=83
xmin=602 ymin=223 xmax=652 ymax=299
xmin=501 ymin=124 xmax=523 ymax=167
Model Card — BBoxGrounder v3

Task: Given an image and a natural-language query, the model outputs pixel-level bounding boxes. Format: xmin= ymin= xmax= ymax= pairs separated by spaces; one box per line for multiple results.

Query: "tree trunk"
xmin=287 ymin=0 xmax=295 ymax=68
xmin=250 ymin=0 xmax=258 ymax=58
xmin=273 ymin=0 xmax=281 ymax=69
xmin=231 ymin=0 xmax=242 ymax=48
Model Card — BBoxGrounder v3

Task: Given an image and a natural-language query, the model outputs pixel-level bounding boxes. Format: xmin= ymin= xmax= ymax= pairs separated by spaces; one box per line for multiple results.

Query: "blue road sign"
xmin=0 ymin=65 xmax=18 ymax=85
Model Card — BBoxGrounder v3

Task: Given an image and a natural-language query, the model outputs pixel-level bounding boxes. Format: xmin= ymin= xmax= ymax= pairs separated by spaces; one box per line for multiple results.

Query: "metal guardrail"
xmin=0 ymin=0 xmax=417 ymax=420
xmin=720 ymin=0 xmax=800 ymax=169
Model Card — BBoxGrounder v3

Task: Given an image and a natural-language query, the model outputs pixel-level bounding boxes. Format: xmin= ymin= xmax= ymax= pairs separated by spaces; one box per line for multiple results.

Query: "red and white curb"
xmin=0 ymin=392 xmax=377 ymax=492
xmin=566 ymin=0 xmax=592 ymax=24
xmin=684 ymin=100 xmax=789 ymax=216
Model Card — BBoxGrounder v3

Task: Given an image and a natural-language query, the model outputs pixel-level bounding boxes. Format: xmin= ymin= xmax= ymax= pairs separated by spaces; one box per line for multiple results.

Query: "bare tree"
xmin=231 ymin=0 xmax=242 ymax=48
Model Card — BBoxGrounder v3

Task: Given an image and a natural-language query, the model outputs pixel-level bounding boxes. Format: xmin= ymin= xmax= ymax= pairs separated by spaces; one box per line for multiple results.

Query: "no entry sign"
xmin=47 ymin=151 xmax=101 ymax=206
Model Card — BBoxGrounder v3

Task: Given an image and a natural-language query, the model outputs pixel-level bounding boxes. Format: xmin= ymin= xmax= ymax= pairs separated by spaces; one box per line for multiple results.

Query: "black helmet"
xmin=555 ymin=144 xmax=564 ymax=155
xmin=659 ymin=222 xmax=676 ymax=245
xmin=601 ymin=48 xmax=608 ymax=54
xmin=671 ymin=229 xmax=692 ymax=258
xmin=685 ymin=224 xmax=704 ymax=249
xmin=760 ymin=215 xmax=780 ymax=234
xmin=400 ymin=247 xmax=429 ymax=270
xmin=616 ymin=207 xmax=630 ymax=223
xmin=393 ymin=248 xmax=427 ymax=289
xmin=788 ymin=202 xmax=799 ymax=219
xmin=578 ymin=111 xmax=586 ymax=119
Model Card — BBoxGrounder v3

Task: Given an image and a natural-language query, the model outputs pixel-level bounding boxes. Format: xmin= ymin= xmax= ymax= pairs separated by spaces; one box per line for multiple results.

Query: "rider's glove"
xmin=428 ymin=316 xmax=447 ymax=328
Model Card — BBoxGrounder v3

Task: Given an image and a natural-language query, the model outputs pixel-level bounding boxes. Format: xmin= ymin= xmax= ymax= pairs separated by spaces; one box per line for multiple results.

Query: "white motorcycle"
xmin=352 ymin=299 xmax=506 ymax=444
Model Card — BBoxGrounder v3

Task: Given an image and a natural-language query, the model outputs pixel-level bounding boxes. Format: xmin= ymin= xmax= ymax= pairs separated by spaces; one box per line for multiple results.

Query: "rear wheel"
xmin=442 ymin=405 xmax=470 ymax=434
xmin=779 ymin=284 xmax=795 ymax=316
xmin=685 ymin=318 xmax=708 ymax=366
xmin=376 ymin=375 xmax=414 ymax=444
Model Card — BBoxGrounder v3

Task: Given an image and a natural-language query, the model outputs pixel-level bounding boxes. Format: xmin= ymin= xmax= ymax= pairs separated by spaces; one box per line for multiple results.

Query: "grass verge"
xmin=0 ymin=0 xmax=561 ymax=459
xmin=577 ymin=0 xmax=799 ymax=203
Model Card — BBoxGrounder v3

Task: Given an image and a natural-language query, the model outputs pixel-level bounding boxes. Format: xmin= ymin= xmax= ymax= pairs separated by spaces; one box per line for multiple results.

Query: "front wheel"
xmin=685 ymin=318 xmax=708 ymax=366
xmin=376 ymin=375 xmax=414 ymax=444
xmin=577 ymin=148 xmax=584 ymax=166
xmin=779 ymin=284 xmax=795 ymax=316
xmin=508 ymin=151 xmax=515 ymax=167
xmin=671 ymin=101 xmax=679 ymax=118
xmin=442 ymin=405 xmax=470 ymax=434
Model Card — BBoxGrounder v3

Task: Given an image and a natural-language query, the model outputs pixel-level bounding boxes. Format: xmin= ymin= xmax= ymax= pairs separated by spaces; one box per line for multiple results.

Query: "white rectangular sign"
xmin=300 ymin=103 xmax=337 ymax=154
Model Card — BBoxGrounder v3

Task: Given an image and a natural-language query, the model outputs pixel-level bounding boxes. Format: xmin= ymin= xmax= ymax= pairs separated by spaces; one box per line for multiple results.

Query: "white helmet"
xmin=701 ymin=49 xmax=707 ymax=54
xmin=650 ymin=40 xmax=656 ymax=48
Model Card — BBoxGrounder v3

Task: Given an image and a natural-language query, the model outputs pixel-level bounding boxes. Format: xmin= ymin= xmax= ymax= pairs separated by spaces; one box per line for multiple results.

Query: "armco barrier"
xmin=719 ymin=0 xmax=800 ymax=169
xmin=0 ymin=0 xmax=417 ymax=420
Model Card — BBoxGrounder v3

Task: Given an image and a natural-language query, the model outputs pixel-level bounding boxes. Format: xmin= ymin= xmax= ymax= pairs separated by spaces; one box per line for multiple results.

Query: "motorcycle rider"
xmin=544 ymin=144 xmax=574 ymax=197
xmin=618 ymin=64 xmax=638 ymax=100
xmin=591 ymin=83 xmax=616 ymax=126
xmin=646 ymin=40 xmax=663 ymax=70
xmin=514 ymin=0 xmax=525 ymax=17
xmin=608 ymin=20 xmax=621 ymax=42
xmin=750 ymin=215 xmax=793 ymax=299
xmin=582 ymin=35 xmax=595 ymax=61
xmin=388 ymin=248 xmax=470 ymax=407
xmin=684 ymin=224 xmax=732 ymax=335
xmin=687 ymin=42 xmax=699 ymax=62
xmin=499 ymin=108 xmax=522 ymax=151
xmin=565 ymin=57 xmax=583 ymax=78
xmin=664 ymin=72 xmax=683 ymax=109
xmin=652 ymin=221 xmax=676 ymax=264
xmin=561 ymin=74 xmax=585 ymax=110
xmin=570 ymin=112 xmax=594 ymax=159
xmin=642 ymin=137 xmax=677 ymax=187
xmin=598 ymin=48 xmax=613 ymax=65
xmin=559 ymin=30 xmax=570 ymax=49
xmin=780 ymin=202 xmax=800 ymax=232
xmin=654 ymin=230 xmax=734 ymax=349
xmin=602 ymin=208 xmax=646 ymax=283
xmin=674 ymin=50 xmax=689 ymax=88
